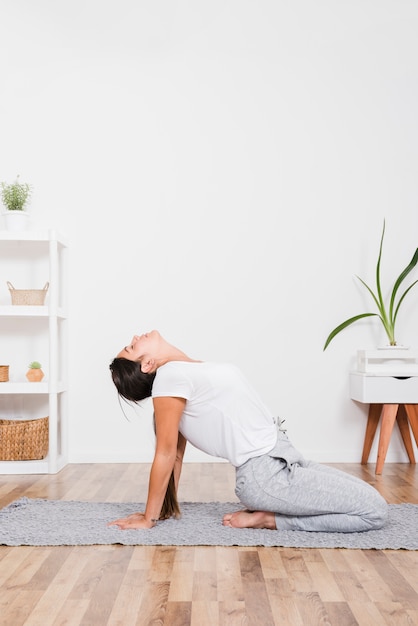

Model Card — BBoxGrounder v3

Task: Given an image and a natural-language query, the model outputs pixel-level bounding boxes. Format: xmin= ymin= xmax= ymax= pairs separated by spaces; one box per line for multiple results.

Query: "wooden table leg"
xmin=404 ymin=404 xmax=418 ymax=447
xmin=397 ymin=404 xmax=416 ymax=464
xmin=361 ymin=403 xmax=382 ymax=464
xmin=375 ymin=404 xmax=399 ymax=475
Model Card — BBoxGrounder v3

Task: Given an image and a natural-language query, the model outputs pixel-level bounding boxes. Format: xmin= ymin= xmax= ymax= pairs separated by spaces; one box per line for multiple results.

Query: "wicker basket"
xmin=0 ymin=365 xmax=9 ymax=382
xmin=0 ymin=416 xmax=49 ymax=460
xmin=7 ymin=281 xmax=49 ymax=306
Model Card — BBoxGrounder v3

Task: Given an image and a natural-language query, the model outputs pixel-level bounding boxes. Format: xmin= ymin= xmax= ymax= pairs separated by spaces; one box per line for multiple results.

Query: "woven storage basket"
xmin=0 ymin=365 xmax=9 ymax=382
xmin=0 ymin=416 xmax=49 ymax=460
xmin=7 ymin=281 xmax=49 ymax=305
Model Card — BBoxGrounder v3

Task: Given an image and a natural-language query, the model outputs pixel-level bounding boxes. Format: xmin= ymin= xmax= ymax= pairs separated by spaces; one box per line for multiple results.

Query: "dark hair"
xmin=150 ymin=412 xmax=181 ymax=520
xmin=109 ymin=356 xmax=181 ymax=520
xmin=109 ymin=357 xmax=156 ymax=402
xmin=159 ymin=471 xmax=181 ymax=520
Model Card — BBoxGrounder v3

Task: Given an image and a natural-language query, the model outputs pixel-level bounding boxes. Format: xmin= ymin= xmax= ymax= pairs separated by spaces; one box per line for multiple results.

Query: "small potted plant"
xmin=324 ymin=220 xmax=418 ymax=351
xmin=26 ymin=361 xmax=44 ymax=382
xmin=1 ymin=175 xmax=32 ymax=231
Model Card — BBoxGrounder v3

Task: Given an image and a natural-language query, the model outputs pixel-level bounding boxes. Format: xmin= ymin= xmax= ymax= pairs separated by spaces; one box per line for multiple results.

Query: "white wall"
xmin=1 ymin=0 xmax=417 ymax=464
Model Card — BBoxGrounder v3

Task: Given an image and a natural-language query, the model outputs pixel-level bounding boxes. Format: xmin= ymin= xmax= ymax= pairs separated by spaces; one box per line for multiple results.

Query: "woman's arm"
xmin=108 ymin=396 xmax=186 ymax=530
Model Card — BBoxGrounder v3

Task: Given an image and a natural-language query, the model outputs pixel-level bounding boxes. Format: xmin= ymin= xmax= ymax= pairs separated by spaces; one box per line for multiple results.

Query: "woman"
xmin=108 ymin=330 xmax=388 ymax=532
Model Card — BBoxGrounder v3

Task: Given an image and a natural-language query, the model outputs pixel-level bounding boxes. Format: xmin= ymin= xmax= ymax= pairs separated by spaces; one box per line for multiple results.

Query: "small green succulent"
xmin=28 ymin=361 xmax=42 ymax=369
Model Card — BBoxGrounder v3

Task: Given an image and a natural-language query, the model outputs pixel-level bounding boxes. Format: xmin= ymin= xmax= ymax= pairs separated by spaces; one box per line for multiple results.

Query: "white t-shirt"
xmin=152 ymin=361 xmax=277 ymax=467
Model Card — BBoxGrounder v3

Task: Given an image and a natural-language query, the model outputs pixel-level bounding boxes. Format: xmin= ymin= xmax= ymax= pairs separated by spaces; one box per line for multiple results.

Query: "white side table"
xmin=350 ymin=372 xmax=418 ymax=475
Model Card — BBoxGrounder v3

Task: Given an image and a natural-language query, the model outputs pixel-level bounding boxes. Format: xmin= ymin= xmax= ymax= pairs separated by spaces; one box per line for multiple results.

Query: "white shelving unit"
xmin=0 ymin=230 xmax=68 ymax=474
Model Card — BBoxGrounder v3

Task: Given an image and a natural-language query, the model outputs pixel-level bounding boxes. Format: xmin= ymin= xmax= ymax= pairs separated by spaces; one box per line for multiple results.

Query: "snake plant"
xmin=323 ymin=220 xmax=418 ymax=350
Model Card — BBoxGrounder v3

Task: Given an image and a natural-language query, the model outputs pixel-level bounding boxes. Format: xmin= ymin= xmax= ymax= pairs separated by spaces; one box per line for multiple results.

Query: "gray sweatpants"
xmin=235 ymin=431 xmax=388 ymax=532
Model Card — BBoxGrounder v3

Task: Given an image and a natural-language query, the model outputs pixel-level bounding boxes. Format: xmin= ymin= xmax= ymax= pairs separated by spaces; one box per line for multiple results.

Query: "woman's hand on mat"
xmin=108 ymin=512 xmax=155 ymax=530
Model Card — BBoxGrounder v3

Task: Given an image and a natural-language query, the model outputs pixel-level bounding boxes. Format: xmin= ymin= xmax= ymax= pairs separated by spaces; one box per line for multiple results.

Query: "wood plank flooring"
xmin=0 ymin=462 xmax=417 ymax=626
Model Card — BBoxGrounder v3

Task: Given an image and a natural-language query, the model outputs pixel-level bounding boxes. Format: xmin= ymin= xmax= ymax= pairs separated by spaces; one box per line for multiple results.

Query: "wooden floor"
xmin=1 ymin=462 xmax=418 ymax=626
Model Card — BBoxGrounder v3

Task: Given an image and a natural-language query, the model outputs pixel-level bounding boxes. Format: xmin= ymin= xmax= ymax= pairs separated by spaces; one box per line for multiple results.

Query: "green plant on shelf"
xmin=28 ymin=361 xmax=42 ymax=369
xmin=1 ymin=175 xmax=32 ymax=211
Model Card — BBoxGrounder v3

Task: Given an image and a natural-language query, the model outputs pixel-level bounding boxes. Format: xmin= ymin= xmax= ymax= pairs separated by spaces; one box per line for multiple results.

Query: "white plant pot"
xmin=2 ymin=211 xmax=31 ymax=232
xmin=357 ymin=347 xmax=418 ymax=375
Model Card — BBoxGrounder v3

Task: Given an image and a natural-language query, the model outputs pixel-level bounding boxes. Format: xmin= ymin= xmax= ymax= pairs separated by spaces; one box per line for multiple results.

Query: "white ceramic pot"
xmin=357 ymin=346 xmax=418 ymax=375
xmin=2 ymin=211 xmax=30 ymax=231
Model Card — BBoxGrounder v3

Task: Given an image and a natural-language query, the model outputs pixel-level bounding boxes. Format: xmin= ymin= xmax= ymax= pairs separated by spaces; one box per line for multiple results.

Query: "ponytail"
xmin=153 ymin=413 xmax=181 ymax=520
xmin=159 ymin=470 xmax=181 ymax=519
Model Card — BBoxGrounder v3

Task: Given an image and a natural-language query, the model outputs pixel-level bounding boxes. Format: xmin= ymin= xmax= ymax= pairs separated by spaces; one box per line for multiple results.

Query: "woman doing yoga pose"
xmin=108 ymin=330 xmax=388 ymax=532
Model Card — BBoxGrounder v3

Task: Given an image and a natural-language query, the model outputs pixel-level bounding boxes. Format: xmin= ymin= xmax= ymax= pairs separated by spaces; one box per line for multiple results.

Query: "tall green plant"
xmin=323 ymin=220 xmax=418 ymax=350
xmin=1 ymin=175 xmax=32 ymax=211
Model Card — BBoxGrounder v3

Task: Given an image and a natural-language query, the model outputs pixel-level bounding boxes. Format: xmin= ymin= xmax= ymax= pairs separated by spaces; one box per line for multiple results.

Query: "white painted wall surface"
xmin=0 ymin=1 xmax=417 ymax=464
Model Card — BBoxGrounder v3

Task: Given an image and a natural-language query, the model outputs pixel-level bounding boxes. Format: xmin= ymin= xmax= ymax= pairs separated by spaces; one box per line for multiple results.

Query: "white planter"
xmin=357 ymin=347 xmax=418 ymax=375
xmin=2 ymin=211 xmax=31 ymax=232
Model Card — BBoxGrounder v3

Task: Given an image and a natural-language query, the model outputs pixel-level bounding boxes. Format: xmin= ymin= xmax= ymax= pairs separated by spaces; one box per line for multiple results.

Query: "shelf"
xmin=0 ymin=454 xmax=67 ymax=475
xmin=0 ymin=229 xmax=68 ymax=245
xmin=0 ymin=230 xmax=68 ymax=475
xmin=0 ymin=305 xmax=67 ymax=318
xmin=0 ymin=381 xmax=66 ymax=394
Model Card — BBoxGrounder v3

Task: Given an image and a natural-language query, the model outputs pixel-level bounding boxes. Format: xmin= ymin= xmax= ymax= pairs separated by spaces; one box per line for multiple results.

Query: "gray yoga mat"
xmin=1 ymin=497 xmax=417 ymax=549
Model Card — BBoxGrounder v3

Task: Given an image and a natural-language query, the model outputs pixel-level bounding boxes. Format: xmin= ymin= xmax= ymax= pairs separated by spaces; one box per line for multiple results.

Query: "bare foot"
xmin=222 ymin=510 xmax=276 ymax=530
